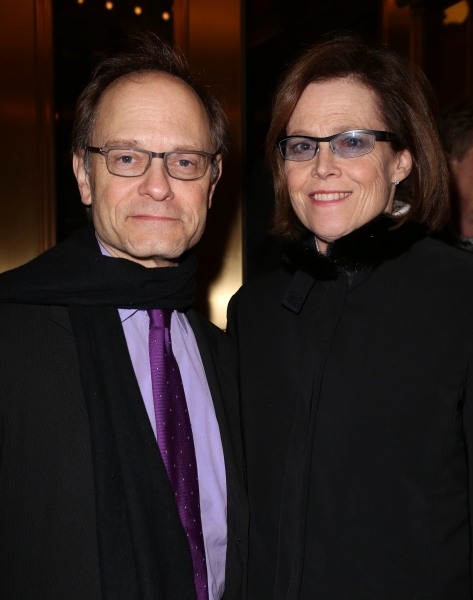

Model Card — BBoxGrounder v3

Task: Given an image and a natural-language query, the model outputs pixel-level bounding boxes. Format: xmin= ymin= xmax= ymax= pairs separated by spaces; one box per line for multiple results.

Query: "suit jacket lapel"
xmin=49 ymin=305 xmax=88 ymax=414
xmin=185 ymin=308 xmax=239 ymax=480
xmin=185 ymin=309 xmax=248 ymax=600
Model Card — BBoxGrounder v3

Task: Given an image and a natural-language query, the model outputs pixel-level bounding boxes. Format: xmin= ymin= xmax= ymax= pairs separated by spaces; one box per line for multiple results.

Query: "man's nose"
xmin=137 ymin=158 xmax=174 ymax=201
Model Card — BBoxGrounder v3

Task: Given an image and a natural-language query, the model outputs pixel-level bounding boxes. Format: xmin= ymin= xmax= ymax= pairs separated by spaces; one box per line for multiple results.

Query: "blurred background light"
xmin=444 ymin=0 xmax=469 ymax=25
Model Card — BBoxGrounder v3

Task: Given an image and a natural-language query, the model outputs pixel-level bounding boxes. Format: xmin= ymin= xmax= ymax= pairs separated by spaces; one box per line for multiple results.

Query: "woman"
xmin=228 ymin=34 xmax=473 ymax=599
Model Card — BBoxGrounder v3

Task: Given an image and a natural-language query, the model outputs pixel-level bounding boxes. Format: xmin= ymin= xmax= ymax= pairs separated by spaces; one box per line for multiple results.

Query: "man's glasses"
xmin=277 ymin=130 xmax=397 ymax=161
xmin=86 ymin=146 xmax=217 ymax=180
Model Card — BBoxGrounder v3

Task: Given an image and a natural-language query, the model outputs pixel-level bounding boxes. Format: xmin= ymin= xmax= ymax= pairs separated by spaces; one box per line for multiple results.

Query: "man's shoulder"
xmin=0 ymin=302 xmax=51 ymax=328
xmin=185 ymin=308 xmax=233 ymax=352
xmin=0 ymin=303 xmax=72 ymax=360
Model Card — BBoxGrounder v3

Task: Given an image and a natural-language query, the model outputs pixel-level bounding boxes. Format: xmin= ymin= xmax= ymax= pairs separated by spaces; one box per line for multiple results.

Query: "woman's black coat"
xmin=227 ymin=216 xmax=473 ymax=600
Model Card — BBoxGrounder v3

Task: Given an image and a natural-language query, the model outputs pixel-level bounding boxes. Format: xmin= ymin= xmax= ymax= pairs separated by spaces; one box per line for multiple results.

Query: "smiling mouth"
xmin=310 ymin=192 xmax=352 ymax=201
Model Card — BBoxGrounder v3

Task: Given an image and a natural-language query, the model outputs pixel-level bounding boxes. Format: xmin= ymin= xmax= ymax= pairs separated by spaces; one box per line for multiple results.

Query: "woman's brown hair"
xmin=267 ymin=33 xmax=450 ymax=241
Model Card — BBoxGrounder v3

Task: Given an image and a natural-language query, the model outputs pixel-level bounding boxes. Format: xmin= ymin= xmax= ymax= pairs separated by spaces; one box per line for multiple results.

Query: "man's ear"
xmin=73 ymin=151 xmax=92 ymax=206
xmin=207 ymin=155 xmax=223 ymax=209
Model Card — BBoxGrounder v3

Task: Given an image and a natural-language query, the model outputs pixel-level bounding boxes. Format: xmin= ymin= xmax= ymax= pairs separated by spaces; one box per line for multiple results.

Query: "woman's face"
xmin=285 ymin=78 xmax=412 ymax=252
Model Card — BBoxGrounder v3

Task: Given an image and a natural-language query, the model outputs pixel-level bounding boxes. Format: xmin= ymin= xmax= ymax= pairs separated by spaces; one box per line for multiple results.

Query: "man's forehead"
xmin=98 ymin=72 xmax=204 ymax=116
xmin=91 ymin=72 xmax=212 ymax=147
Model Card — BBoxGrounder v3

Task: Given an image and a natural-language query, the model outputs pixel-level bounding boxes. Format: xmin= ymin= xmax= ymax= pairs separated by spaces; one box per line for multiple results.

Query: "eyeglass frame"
xmin=86 ymin=145 xmax=219 ymax=180
xmin=276 ymin=129 xmax=398 ymax=161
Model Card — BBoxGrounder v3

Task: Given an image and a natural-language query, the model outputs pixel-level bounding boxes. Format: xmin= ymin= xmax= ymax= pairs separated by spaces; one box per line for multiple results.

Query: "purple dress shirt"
xmin=100 ymin=244 xmax=227 ymax=599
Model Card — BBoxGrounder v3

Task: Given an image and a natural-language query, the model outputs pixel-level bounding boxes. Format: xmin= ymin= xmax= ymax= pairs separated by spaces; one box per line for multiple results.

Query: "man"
xmin=438 ymin=99 xmax=473 ymax=250
xmin=0 ymin=34 xmax=248 ymax=600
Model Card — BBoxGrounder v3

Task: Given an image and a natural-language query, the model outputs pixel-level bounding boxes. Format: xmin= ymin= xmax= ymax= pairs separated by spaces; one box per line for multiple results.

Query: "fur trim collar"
xmin=282 ymin=214 xmax=429 ymax=280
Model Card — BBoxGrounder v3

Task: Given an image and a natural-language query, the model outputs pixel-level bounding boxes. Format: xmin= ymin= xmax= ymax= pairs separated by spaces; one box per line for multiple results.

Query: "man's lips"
xmin=130 ymin=214 xmax=178 ymax=221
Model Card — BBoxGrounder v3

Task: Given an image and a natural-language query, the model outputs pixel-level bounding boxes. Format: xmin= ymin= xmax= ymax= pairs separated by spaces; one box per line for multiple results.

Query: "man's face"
xmin=73 ymin=73 xmax=221 ymax=267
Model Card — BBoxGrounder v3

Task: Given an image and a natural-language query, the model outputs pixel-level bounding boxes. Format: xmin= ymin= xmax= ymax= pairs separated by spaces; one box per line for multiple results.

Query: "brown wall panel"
xmin=0 ymin=0 xmax=54 ymax=273
xmin=176 ymin=0 xmax=243 ymax=328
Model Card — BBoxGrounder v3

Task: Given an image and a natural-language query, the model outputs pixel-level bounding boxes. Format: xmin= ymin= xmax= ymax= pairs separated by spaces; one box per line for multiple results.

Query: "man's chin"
xmin=122 ymin=244 xmax=185 ymax=268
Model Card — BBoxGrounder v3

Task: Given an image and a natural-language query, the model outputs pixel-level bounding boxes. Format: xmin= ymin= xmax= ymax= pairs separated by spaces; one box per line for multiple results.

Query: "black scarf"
xmin=0 ymin=224 xmax=198 ymax=600
xmin=282 ymin=214 xmax=429 ymax=280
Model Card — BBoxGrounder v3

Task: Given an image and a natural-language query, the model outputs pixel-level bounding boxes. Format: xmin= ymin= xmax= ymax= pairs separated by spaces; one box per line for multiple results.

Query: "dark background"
xmin=53 ymin=0 xmax=173 ymax=242
xmin=53 ymin=0 xmax=472 ymax=279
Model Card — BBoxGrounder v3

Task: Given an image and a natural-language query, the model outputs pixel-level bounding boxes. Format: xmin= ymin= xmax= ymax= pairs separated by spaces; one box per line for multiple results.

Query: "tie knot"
xmin=147 ymin=308 xmax=172 ymax=330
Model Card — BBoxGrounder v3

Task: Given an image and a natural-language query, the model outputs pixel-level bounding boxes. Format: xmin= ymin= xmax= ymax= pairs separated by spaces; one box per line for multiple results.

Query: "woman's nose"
xmin=310 ymin=142 xmax=341 ymax=179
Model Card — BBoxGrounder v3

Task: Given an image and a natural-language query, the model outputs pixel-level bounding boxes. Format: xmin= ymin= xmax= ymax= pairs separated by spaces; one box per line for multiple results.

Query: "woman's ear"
xmin=394 ymin=148 xmax=413 ymax=183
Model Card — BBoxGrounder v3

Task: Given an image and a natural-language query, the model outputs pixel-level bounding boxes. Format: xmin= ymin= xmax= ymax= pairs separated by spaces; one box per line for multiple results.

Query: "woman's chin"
xmin=313 ymin=226 xmax=353 ymax=248
xmin=312 ymin=212 xmax=385 ymax=246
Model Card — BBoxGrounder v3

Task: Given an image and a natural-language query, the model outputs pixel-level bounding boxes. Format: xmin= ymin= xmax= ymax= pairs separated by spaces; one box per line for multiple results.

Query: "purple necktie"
xmin=148 ymin=309 xmax=209 ymax=600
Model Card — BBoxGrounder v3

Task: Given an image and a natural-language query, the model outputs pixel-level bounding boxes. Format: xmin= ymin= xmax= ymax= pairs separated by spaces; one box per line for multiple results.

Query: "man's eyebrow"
xmin=102 ymin=140 xmax=210 ymax=152
xmin=103 ymin=139 xmax=140 ymax=147
xmin=172 ymin=145 xmax=210 ymax=152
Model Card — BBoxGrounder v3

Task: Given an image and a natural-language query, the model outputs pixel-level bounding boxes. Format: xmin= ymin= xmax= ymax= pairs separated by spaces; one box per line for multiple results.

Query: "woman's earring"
xmin=393 ymin=180 xmax=399 ymax=186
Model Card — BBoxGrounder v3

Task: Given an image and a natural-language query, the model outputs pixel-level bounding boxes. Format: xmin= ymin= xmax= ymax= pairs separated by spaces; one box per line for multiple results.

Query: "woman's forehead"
xmin=287 ymin=78 xmax=386 ymax=134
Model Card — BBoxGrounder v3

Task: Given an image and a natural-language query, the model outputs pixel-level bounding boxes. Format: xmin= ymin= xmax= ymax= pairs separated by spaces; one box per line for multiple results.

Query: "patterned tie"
xmin=147 ymin=309 xmax=209 ymax=600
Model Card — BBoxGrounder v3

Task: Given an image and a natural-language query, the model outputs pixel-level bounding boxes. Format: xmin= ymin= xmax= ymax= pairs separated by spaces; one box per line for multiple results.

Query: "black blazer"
xmin=228 ymin=234 xmax=473 ymax=600
xmin=0 ymin=304 xmax=248 ymax=600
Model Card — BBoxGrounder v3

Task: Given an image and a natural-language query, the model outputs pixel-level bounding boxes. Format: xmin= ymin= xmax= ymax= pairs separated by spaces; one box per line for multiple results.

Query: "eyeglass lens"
xmin=281 ymin=131 xmax=376 ymax=161
xmin=105 ymin=148 xmax=209 ymax=179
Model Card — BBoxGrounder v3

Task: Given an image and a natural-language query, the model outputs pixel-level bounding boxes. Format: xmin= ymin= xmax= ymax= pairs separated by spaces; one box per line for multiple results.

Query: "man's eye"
xmin=118 ymin=155 xmax=135 ymax=164
xmin=177 ymin=159 xmax=194 ymax=168
xmin=109 ymin=151 xmax=141 ymax=165
xmin=168 ymin=154 xmax=201 ymax=171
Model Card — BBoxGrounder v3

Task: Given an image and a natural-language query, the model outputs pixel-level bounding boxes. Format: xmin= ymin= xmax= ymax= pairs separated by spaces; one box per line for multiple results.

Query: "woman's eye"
xmin=339 ymin=136 xmax=364 ymax=148
xmin=292 ymin=141 xmax=315 ymax=153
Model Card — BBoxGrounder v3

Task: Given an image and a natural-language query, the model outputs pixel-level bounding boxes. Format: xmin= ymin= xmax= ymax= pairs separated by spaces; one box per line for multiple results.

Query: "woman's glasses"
xmin=277 ymin=129 xmax=397 ymax=161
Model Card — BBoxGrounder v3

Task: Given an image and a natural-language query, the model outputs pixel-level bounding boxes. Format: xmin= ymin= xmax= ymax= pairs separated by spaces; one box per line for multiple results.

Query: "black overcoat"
xmin=227 ymin=217 xmax=473 ymax=600
xmin=0 ymin=305 xmax=248 ymax=600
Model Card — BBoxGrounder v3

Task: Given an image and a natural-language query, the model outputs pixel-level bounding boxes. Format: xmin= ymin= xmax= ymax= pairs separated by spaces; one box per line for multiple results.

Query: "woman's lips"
xmin=308 ymin=191 xmax=352 ymax=206
xmin=309 ymin=191 xmax=352 ymax=201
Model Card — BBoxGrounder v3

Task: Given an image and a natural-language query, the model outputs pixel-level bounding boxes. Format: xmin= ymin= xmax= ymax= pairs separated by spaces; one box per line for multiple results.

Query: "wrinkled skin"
xmin=285 ymin=78 xmax=412 ymax=252
xmin=73 ymin=72 xmax=221 ymax=267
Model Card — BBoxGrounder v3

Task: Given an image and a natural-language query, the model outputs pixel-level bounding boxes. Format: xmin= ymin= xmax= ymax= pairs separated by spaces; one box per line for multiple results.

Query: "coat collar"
xmin=282 ymin=214 xmax=429 ymax=281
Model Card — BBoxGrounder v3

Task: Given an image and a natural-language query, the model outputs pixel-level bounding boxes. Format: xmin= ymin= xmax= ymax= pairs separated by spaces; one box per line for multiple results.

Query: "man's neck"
xmin=97 ymin=235 xmax=178 ymax=268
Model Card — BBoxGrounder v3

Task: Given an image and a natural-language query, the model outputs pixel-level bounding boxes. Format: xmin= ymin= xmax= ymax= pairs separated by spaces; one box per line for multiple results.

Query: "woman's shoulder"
xmin=230 ymin=267 xmax=291 ymax=305
xmin=227 ymin=267 xmax=296 ymax=328
xmin=395 ymin=236 xmax=473 ymax=302
xmin=410 ymin=235 xmax=473 ymax=273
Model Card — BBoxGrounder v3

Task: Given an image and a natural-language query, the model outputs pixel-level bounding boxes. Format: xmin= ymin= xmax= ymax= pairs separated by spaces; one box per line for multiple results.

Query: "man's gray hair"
xmin=72 ymin=32 xmax=228 ymax=185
